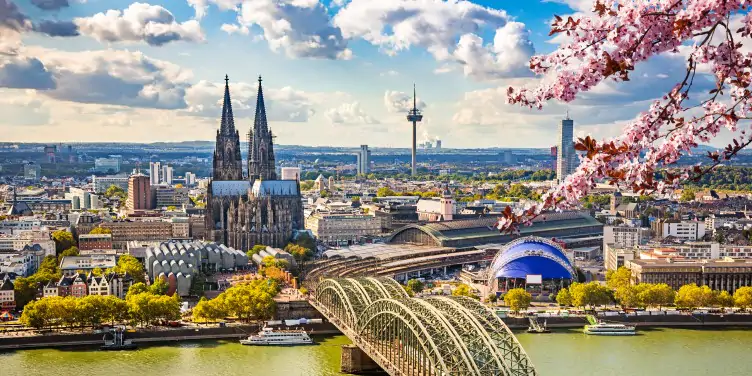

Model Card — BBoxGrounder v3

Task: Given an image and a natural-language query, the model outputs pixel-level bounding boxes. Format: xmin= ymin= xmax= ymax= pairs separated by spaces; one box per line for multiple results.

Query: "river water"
xmin=3 ymin=329 xmax=752 ymax=376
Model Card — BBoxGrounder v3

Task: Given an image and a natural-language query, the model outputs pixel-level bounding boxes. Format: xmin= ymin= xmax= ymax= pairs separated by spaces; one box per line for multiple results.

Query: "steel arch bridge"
xmin=310 ymin=277 xmax=538 ymax=376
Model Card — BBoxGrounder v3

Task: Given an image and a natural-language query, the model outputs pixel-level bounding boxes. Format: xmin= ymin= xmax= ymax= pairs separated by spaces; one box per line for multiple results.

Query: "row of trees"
xmin=20 ymin=282 xmax=179 ymax=330
xmin=192 ymin=279 xmax=280 ymax=323
xmin=545 ymin=267 xmax=752 ymax=311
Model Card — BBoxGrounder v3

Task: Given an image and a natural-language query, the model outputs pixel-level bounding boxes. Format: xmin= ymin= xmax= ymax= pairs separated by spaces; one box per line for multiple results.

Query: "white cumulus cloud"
xmin=73 ymin=2 xmax=205 ymax=46
xmin=333 ymin=0 xmax=532 ymax=80
xmin=325 ymin=102 xmax=378 ymax=124
xmin=384 ymin=90 xmax=426 ymax=113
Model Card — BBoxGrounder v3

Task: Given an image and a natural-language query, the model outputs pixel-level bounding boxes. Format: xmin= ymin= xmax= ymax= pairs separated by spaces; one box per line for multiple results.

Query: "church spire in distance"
xmin=212 ymin=74 xmax=243 ymax=181
xmin=220 ymin=74 xmax=236 ymax=135
xmin=254 ymin=75 xmax=269 ymax=135
xmin=248 ymin=75 xmax=277 ymax=181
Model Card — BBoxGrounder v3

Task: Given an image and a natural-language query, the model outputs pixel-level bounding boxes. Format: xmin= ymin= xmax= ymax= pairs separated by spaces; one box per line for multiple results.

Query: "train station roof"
xmin=322 ymin=243 xmax=454 ymax=261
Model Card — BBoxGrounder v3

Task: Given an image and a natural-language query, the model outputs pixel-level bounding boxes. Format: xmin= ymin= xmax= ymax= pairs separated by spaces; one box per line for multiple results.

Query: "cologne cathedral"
xmin=205 ymin=75 xmax=303 ymax=250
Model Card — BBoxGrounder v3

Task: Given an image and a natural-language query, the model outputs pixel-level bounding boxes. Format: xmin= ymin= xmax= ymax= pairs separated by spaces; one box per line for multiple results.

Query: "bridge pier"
xmin=340 ymin=344 xmax=383 ymax=374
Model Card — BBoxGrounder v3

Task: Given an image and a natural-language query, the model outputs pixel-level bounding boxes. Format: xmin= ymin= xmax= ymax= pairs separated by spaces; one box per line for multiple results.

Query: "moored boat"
xmin=584 ymin=322 xmax=636 ymax=336
xmin=240 ymin=327 xmax=314 ymax=346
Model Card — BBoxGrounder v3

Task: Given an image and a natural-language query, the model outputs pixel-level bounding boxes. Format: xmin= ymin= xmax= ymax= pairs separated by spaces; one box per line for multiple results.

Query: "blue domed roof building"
xmin=487 ymin=236 xmax=575 ymax=293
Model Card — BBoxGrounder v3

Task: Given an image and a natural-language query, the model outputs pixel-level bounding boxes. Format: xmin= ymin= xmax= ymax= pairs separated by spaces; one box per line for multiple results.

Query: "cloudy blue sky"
xmin=0 ymin=0 xmax=709 ymax=147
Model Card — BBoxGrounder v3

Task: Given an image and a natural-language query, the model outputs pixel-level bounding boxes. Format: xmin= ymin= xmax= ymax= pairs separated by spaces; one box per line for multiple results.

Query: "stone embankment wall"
xmin=0 ymin=322 xmax=340 ymax=350
xmin=500 ymin=314 xmax=752 ymax=329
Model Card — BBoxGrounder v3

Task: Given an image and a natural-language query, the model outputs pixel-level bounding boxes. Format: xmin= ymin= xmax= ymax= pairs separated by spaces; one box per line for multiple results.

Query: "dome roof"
xmin=491 ymin=237 xmax=574 ymax=280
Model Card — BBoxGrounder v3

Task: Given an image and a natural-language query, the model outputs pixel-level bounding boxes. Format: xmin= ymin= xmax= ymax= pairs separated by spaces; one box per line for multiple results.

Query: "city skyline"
xmin=0 ymin=0 xmax=743 ymax=148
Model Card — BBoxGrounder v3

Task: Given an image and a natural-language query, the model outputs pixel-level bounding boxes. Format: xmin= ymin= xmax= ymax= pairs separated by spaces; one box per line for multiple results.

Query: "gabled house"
xmin=0 ymin=276 xmax=15 ymax=311
xmin=57 ymin=275 xmax=75 ymax=297
xmin=43 ymin=280 xmax=59 ymax=298
xmin=70 ymin=273 xmax=88 ymax=298
xmin=87 ymin=273 xmax=109 ymax=296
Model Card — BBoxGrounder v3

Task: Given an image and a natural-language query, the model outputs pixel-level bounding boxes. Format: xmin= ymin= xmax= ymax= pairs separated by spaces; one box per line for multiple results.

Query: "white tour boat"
xmin=240 ymin=327 xmax=314 ymax=346
xmin=584 ymin=322 xmax=636 ymax=336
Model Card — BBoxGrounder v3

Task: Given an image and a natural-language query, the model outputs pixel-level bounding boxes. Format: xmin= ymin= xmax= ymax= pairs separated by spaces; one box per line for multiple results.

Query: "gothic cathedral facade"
xmin=205 ymin=76 xmax=303 ymax=250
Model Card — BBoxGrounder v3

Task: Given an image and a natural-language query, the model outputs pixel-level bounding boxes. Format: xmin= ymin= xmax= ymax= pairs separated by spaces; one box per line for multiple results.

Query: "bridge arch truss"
xmin=312 ymin=277 xmax=537 ymax=376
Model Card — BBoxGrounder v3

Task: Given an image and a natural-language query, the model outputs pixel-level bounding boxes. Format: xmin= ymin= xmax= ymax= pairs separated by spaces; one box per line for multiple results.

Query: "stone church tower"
xmin=205 ymin=75 xmax=304 ymax=250
xmin=248 ymin=76 xmax=278 ymax=181
xmin=212 ymin=75 xmax=243 ymax=181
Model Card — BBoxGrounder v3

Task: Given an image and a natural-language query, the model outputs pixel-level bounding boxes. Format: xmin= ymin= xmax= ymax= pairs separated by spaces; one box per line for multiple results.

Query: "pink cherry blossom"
xmin=502 ymin=0 xmax=752 ymax=232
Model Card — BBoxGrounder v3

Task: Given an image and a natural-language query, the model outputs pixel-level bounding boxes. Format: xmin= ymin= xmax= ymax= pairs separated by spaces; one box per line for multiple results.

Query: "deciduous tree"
xmin=734 ymin=286 xmax=752 ymax=310
xmin=504 ymin=288 xmax=533 ymax=312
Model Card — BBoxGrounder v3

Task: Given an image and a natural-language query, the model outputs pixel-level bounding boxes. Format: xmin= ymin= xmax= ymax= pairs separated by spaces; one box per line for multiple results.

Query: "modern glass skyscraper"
xmin=556 ymin=114 xmax=576 ymax=182
xmin=356 ymin=145 xmax=371 ymax=175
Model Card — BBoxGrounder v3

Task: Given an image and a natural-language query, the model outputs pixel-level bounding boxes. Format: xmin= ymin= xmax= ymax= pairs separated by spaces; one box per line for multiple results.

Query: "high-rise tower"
xmin=556 ymin=112 xmax=576 ymax=182
xmin=248 ymin=76 xmax=277 ymax=181
xmin=406 ymin=84 xmax=423 ymax=176
xmin=212 ymin=75 xmax=243 ymax=181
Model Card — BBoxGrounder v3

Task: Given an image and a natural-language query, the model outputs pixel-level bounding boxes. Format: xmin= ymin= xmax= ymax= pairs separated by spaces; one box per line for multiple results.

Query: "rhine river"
xmin=3 ymin=329 xmax=752 ymax=376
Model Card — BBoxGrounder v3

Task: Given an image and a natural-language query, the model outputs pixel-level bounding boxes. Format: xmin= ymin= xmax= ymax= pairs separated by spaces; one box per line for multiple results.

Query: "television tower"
xmin=406 ymin=84 xmax=423 ymax=176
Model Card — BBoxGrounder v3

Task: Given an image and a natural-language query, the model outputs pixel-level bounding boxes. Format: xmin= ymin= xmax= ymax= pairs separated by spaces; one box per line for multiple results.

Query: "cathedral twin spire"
xmin=212 ymin=75 xmax=276 ymax=182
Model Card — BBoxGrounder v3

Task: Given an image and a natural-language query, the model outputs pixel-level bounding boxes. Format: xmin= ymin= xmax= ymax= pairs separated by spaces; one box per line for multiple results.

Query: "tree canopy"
xmin=504 ymin=288 xmax=532 ymax=312
xmin=192 ymin=279 xmax=280 ymax=323
xmin=89 ymin=227 xmax=112 ymax=235
xmin=52 ymin=230 xmax=75 ymax=254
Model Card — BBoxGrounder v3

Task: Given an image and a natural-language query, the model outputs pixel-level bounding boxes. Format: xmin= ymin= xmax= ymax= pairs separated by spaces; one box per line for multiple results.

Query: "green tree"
xmin=452 ymin=284 xmax=479 ymax=300
xmin=487 ymin=293 xmax=498 ymax=303
xmin=89 ymin=267 xmax=103 ymax=277
xmin=569 ymin=282 xmax=612 ymax=309
xmin=285 ymin=243 xmax=313 ymax=269
xmin=504 ymin=288 xmax=532 ymax=312
xmin=638 ymin=284 xmax=675 ymax=308
xmin=606 ymin=267 xmax=632 ymax=291
xmin=13 ymin=277 xmax=38 ymax=309
xmin=113 ymin=255 xmax=146 ymax=283
xmin=88 ymin=227 xmax=112 ymax=235
xmin=734 ymin=286 xmax=752 ymax=310
xmin=716 ymin=290 xmax=735 ymax=308
xmin=126 ymin=282 xmax=149 ymax=300
xmin=166 ymin=206 xmax=178 ymax=211
xmin=556 ymin=287 xmax=572 ymax=307
xmin=406 ymin=279 xmax=424 ymax=294
xmin=680 ymin=188 xmax=697 ymax=202
xmin=105 ymin=185 xmax=126 ymax=199
xmin=58 ymin=246 xmax=80 ymax=263
xmin=675 ymin=284 xmax=715 ymax=310
xmin=149 ymin=278 xmax=169 ymax=295
xmin=52 ymin=230 xmax=75 ymax=254
xmin=377 ymin=187 xmax=396 ymax=197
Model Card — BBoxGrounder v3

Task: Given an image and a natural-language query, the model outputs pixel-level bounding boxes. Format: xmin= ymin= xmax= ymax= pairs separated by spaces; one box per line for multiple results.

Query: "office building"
xmin=503 ymin=150 xmax=515 ymax=164
xmin=435 ymin=139 xmax=442 ymax=150
xmin=356 ymin=145 xmax=371 ymax=175
xmin=94 ymin=158 xmax=121 ymax=173
xmin=603 ymin=226 xmax=651 ymax=248
xmin=652 ymin=219 xmax=706 ymax=240
xmin=92 ymin=176 xmax=129 ymax=194
xmin=281 ymin=167 xmax=302 ymax=181
xmin=604 ymin=244 xmax=637 ymax=271
xmin=154 ymin=185 xmax=189 ymax=208
xmin=556 ymin=114 xmax=576 ymax=182
xmin=23 ymin=163 xmax=41 ymax=181
xmin=161 ymin=165 xmax=173 ymax=185
xmin=126 ymin=174 xmax=152 ymax=211
xmin=149 ymin=162 xmax=161 ymax=185
xmin=65 ymin=187 xmax=101 ymax=210
xmin=78 ymin=234 xmax=113 ymax=251
xmin=59 ymin=255 xmax=117 ymax=276
xmin=185 ymin=172 xmax=196 ymax=186
xmin=627 ymin=258 xmax=752 ymax=293
xmin=305 ymin=213 xmax=382 ymax=245
xmin=100 ymin=220 xmax=174 ymax=249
